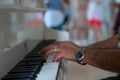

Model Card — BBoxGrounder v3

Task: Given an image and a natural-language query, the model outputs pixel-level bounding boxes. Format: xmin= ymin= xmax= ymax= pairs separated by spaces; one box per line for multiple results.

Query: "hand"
xmin=38 ymin=41 xmax=80 ymax=62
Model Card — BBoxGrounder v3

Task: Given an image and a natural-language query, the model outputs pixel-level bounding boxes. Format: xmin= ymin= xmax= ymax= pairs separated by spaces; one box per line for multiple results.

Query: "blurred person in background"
xmin=113 ymin=8 xmax=120 ymax=35
xmin=71 ymin=0 xmax=89 ymax=46
xmin=87 ymin=0 xmax=103 ymax=42
xmin=44 ymin=0 xmax=64 ymax=30
xmin=111 ymin=2 xmax=120 ymax=35
xmin=62 ymin=0 xmax=71 ymax=24
xmin=44 ymin=0 xmax=72 ymax=31
xmin=62 ymin=0 xmax=72 ymax=31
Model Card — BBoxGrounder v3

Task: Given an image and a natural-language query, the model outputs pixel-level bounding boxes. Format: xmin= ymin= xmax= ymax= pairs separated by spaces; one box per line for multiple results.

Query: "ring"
xmin=54 ymin=47 xmax=58 ymax=52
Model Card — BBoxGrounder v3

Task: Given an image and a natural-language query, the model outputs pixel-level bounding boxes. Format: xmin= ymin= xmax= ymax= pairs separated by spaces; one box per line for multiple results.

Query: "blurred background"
xmin=0 ymin=0 xmax=120 ymax=80
xmin=0 ymin=0 xmax=120 ymax=53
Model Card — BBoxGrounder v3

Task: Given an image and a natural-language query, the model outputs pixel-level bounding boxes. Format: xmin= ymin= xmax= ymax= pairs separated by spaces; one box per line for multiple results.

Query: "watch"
xmin=75 ymin=49 xmax=86 ymax=65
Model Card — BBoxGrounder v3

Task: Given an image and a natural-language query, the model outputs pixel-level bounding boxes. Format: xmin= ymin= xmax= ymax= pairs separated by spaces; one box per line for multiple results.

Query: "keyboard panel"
xmin=2 ymin=40 xmax=59 ymax=80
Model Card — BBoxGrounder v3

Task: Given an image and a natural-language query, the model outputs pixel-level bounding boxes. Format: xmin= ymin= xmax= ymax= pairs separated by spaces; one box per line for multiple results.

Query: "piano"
xmin=1 ymin=40 xmax=59 ymax=80
xmin=0 ymin=2 xmax=70 ymax=79
xmin=0 ymin=25 xmax=69 ymax=80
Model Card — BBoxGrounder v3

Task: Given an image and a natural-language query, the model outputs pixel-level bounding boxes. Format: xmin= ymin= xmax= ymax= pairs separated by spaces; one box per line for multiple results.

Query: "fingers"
xmin=38 ymin=41 xmax=62 ymax=55
xmin=40 ymin=47 xmax=62 ymax=62
xmin=53 ymin=52 xmax=63 ymax=62
xmin=38 ymin=41 xmax=69 ymax=61
xmin=38 ymin=45 xmax=55 ymax=55
xmin=39 ymin=46 xmax=60 ymax=59
xmin=44 ymin=48 xmax=59 ymax=59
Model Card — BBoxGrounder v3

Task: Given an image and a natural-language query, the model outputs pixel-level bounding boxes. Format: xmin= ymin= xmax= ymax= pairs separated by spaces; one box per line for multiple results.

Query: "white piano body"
xmin=0 ymin=9 xmax=69 ymax=80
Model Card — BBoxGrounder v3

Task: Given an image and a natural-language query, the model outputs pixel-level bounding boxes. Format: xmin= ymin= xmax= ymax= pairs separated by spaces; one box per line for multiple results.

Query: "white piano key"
xmin=36 ymin=54 xmax=60 ymax=80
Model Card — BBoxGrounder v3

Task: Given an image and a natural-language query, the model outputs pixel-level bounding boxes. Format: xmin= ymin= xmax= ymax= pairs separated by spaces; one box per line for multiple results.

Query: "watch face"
xmin=76 ymin=51 xmax=83 ymax=59
xmin=75 ymin=50 xmax=86 ymax=65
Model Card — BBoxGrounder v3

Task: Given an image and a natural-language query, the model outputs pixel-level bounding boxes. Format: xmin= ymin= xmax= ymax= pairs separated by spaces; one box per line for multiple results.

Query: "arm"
xmin=80 ymin=34 xmax=120 ymax=72
xmin=84 ymin=48 xmax=120 ymax=73
xmin=39 ymin=35 xmax=120 ymax=73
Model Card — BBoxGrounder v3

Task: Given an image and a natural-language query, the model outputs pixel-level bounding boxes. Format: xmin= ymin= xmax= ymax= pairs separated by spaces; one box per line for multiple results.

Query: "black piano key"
xmin=21 ymin=57 xmax=43 ymax=62
xmin=16 ymin=61 xmax=45 ymax=67
xmin=27 ymin=56 xmax=42 ymax=58
xmin=31 ymin=40 xmax=55 ymax=51
xmin=4 ymin=72 xmax=36 ymax=79
xmin=14 ymin=66 xmax=39 ymax=71
xmin=25 ymin=55 xmax=41 ymax=58
xmin=14 ymin=65 xmax=39 ymax=68
xmin=2 ymin=78 xmax=33 ymax=80
xmin=2 ymin=40 xmax=56 ymax=80
xmin=27 ymin=51 xmax=39 ymax=56
xmin=27 ymin=40 xmax=55 ymax=56
xmin=31 ymin=49 xmax=41 ymax=52
xmin=10 ymin=65 xmax=40 ymax=73
xmin=33 ymin=48 xmax=42 ymax=50
xmin=36 ymin=40 xmax=55 ymax=47
xmin=9 ymin=69 xmax=37 ymax=74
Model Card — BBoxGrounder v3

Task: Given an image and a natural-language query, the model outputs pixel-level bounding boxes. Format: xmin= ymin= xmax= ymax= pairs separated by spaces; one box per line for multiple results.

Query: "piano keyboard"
xmin=2 ymin=40 xmax=60 ymax=80
xmin=36 ymin=53 xmax=60 ymax=80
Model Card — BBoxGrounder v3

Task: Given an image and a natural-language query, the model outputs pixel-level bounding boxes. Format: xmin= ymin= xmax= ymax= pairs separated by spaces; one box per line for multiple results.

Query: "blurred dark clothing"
xmin=63 ymin=5 xmax=72 ymax=25
xmin=44 ymin=0 xmax=64 ymax=31
xmin=113 ymin=8 xmax=120 ymax=35
xmin=44 ymin=0 xmax=62 ymax=10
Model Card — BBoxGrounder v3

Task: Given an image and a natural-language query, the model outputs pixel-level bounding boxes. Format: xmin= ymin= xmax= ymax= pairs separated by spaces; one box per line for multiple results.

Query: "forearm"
xmin=83 ymin=48 xmax=120 ymax=73
xmin=82 ymin=35 xmax=119 ymax=49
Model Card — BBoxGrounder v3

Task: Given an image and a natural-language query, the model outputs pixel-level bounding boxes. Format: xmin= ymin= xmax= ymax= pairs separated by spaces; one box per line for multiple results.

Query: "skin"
xmin=39 ymin=34 xmax=120 ymax=73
